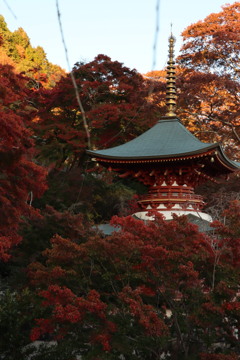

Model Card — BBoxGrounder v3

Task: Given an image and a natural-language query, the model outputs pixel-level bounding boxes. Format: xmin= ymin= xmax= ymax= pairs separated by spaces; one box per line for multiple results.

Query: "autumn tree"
xmin=24 ymin=208 xmax=240 ymax=359
xmin=0 ymin=64 xmax=47 ymax=261
xmin=179 ymin=2 xmax=240 ymax=79
xmin=177 ymin=2 xmax=240 ymax=159
xmin=0 ymin=16 xmax=65 ymax=88
xmin=33 ymin=54 xmax=159 ymax=169
xmin=28 ymin=55 xmax=157 ymax=221
xmin=176 ymin=70 xmax=239 ymax=159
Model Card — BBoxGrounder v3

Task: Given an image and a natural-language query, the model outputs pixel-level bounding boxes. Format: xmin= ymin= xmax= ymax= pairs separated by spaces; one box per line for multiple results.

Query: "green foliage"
xmin=0 ymin=15 xmax=9 ymax=34
xmin=12 ymin=27 xmax=30 ymax=48
xmin=0 ymin=289 xmax=43 ymax=360
xmin=0 ymin=16 xmax=65 ymax=88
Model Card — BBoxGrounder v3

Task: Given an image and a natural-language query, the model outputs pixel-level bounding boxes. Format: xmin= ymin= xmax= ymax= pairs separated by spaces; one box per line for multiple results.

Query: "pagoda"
xmin=87 ymin=35 xmax=240 ymax=221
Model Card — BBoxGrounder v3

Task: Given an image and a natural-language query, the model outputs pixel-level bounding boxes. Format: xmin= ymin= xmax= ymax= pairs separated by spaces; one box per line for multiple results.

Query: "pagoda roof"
xmin=87 ymin=118 xmax=239 ymax=170
xmin=87 ymin=118 xmax=212 ymax=159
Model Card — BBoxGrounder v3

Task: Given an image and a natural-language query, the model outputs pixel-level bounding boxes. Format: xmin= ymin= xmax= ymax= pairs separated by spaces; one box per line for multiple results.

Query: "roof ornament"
xmin=166 ymin=29 xmax=177 ymax=117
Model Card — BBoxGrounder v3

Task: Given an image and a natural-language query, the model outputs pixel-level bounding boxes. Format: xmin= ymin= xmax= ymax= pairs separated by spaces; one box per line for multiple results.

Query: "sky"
xmin=0 ymin=0 xmax=235 ymax=74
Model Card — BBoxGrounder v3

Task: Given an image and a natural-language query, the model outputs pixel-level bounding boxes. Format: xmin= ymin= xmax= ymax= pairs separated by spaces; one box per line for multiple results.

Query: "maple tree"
xmin=0 ymin=64 xmax=47 ymax=261
xmin=16 ymin=205 xmax=96 ymax=271
xmin=25 ymin=208 xmax=240 ymax=359
xmin=33 ymin=54 xmax=159 ymax=169
xmin=179 ymin=2 xmax=240 ymax=79
xmin=28 ymin=55 xmax=156 ymax=222
xmin=177 ymin=70 xmax=240 ymax=159
xmin=177 ymin=2 xmax=240 ymax=159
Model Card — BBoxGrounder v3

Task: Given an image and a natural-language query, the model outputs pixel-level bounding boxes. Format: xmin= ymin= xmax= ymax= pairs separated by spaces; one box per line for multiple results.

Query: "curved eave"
xmin=87 ymin=145 xmax=240 ymax=175
xmin=87 ymin=143 xmax=218 ymax=162
xmin=216 ymin=146 xmax=240 ymax=171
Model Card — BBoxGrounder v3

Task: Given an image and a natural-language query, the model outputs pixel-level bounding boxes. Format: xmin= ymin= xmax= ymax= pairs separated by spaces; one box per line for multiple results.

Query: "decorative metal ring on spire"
xmin=166 ymin=33 xmax=177 ymax=117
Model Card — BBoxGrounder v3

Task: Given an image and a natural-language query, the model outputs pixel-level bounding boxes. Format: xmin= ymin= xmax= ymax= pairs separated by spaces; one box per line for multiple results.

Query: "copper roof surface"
xmin=87 ymin=118 xmax=217 ymax=159
xmin=87 ymin=118 xmax=240 ymax=171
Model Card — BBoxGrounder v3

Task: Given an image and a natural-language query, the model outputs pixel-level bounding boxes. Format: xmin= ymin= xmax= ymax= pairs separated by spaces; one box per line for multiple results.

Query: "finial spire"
xmin=166 ymin=32 xmax=177 ymax=117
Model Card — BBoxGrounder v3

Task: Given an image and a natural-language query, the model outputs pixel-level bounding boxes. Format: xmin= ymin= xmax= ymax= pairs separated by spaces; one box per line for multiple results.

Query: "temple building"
xmin=87 ymin=35 xmax=240 ymax=222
